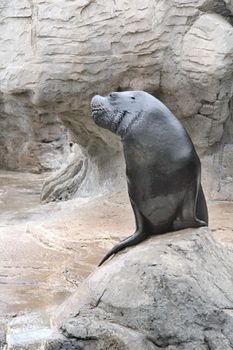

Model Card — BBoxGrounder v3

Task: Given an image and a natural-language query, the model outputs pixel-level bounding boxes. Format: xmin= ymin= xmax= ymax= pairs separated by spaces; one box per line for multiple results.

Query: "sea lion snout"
xmin=91 ymin=95 xmax=110 ymax=126
xmin=91 ymin=95 xmax=106 ymax=110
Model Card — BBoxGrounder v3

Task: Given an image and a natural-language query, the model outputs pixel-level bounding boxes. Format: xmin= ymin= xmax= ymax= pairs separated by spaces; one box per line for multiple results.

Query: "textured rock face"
xmin=0 ymin=99 xmax=69 ymax=172
xmin=0 ymin=0 xmax=233 ymax=197
xmin=40 ymin=144 xmax=88 ymax=202
xmin=52 ymin=228 xmax=233 ymax=349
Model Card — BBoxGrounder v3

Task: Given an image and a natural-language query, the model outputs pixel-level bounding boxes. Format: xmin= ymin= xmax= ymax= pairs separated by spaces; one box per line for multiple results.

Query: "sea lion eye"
xmin=109 ymin=93 xmax=117 ymax=99
xmin=131 ymin=96 xmax=135 ymax=100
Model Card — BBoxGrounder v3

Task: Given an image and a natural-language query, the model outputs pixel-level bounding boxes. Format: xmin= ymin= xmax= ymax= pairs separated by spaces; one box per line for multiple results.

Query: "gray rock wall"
xmin=0 ymin=93 xmax=69 ymax=172
xmin=0 ymin=0 xmax=233 ymax=197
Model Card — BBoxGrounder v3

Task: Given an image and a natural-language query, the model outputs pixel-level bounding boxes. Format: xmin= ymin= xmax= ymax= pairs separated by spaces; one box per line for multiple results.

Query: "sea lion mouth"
xmin=112 ymin=110 xmax=129 ymax=134
xmin=91 ymin=107 xmax=111 ymax=128
xmin=91 ymin=107 xmax=105 ymax=119
xmin=91 ymin=95 xmax=130 ymax=135
xmin=91 ymin=96 xmax=109 ymax=122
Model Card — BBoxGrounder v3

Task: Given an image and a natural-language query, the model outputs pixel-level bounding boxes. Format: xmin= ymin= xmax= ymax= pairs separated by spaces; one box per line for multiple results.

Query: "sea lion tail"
xmin=98 ymin=231 xmax=147 ymax=266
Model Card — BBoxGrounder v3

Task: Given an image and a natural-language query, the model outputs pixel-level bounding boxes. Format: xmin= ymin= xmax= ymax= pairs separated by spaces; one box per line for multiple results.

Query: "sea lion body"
xmin=91 ymin=91 xmax=208 ymax=265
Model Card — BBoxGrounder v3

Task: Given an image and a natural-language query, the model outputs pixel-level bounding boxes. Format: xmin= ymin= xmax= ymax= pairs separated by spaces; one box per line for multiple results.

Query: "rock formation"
xmin=0 ymin=0 xmax=232 ymax=197
xmin=1 ymin=2 xmax=233 ymax=348
xmin=0 ymin=90 xmax=69 ymax=173
xmin=41 ymin=144 xmax=88 ymax=202
xmin=50 ymin=227 xmax=233 ymax=349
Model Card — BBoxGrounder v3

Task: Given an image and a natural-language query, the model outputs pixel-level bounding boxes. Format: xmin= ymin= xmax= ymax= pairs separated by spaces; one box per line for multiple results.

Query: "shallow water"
xmin=0 ymin=171 xmax=75 ymax=327
xmin=0 ymin=171 xmax=126 ymax=321
xmin=0 ymin=171 xmax=48 ymax=226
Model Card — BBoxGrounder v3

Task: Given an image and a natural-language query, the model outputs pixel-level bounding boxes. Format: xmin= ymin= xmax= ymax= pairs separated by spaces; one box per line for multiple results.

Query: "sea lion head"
xmin=91 ymin=91 xmax=152 ymax=137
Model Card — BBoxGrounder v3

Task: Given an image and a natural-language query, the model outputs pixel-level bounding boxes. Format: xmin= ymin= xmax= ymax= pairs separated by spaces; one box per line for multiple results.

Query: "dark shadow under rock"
xmin=51 ymin=228 xmax=233 ymax=350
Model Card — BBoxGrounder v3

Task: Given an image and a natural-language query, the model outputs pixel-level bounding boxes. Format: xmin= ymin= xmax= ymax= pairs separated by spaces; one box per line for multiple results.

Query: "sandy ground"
xmin=0 ymin=171 xmax=233 ymax=328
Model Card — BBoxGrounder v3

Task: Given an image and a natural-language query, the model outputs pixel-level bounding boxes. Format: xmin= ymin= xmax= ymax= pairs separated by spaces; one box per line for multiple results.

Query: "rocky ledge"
xmin=46 ymin=227 xmax=233 ymax=350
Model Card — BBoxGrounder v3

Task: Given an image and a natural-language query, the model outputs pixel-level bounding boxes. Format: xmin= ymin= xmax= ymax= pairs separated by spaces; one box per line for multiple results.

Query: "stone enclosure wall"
xmin=0 ymin=0 xmax=233 ymax=198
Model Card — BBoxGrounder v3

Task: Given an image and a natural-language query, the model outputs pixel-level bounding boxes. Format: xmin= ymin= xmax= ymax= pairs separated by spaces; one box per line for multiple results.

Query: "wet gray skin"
xmin=91 ymin=91 xmax=208 ymax=266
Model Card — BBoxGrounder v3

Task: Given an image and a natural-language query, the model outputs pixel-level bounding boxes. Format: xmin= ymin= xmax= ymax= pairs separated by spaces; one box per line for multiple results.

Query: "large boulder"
xmin=51 ymin=227 xmax=233 ymax=350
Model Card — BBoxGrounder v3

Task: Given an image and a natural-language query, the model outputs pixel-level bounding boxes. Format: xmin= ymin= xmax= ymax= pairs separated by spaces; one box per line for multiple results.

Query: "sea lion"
xmin=91 ymin=91 xmax=208 ymax=266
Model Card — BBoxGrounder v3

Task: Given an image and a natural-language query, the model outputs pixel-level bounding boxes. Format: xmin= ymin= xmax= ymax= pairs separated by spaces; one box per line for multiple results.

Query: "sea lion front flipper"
xmin=98 ymin=230 xmax=148 ymax=266
xmin=196 ymin=185 xmax=208 ymax=225
xmin=98 ymin=199 xmax=148 ymax=266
